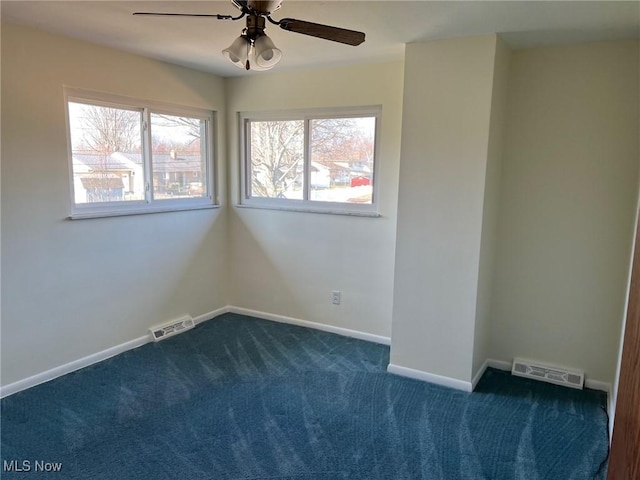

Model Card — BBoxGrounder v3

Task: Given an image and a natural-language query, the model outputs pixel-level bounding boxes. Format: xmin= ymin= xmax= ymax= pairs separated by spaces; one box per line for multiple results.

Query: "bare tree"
xmin=78 ymin=105 xmax=141 ymax=155
xmin=311 ymin=118 xmax=375 ymax=165
xmin=152 ymin=114 xmax=201 ymax=142
xmin=249 ymin=120 xmax=305 ymax=198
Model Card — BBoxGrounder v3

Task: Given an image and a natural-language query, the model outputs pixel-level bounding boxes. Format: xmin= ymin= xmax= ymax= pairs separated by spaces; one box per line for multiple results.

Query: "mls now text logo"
xmin=3 ymin=460 xmax=63 ymax=473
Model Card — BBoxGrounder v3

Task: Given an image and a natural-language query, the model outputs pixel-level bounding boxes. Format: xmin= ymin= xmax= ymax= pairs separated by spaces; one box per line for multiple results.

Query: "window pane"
xmin=310 ymin=117 xmax=376 ymax=204
xmin=150 ymin=113 xmax=207 ymax=200
xmin=249 ymin=120 xmax=304 ymax=199
xmin=68 ymin=102 xmax=143 ymax=204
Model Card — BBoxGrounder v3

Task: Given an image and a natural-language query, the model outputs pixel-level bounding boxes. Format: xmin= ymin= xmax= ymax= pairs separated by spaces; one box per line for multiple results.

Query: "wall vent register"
xmin=512 ymin=357 xmax=584 ymax=390
xmin=150 ymin=316 xmax=195 ymax=341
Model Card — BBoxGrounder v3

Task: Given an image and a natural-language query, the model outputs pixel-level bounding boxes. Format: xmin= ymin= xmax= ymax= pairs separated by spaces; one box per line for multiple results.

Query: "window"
xmin=65 ymin=89 xmax=216 ymax=218
xmin=240 ymin=107 xmax=380 ymax=215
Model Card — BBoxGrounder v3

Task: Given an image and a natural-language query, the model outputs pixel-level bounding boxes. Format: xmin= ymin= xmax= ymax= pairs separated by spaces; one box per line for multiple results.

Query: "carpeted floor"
xmin=1 ymin=313 xmax=609 ymax=479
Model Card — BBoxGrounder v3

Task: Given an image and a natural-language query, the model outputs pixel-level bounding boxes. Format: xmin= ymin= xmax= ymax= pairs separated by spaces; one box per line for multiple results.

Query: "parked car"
xmin=350 ymin=176 xmax=371 ymax=187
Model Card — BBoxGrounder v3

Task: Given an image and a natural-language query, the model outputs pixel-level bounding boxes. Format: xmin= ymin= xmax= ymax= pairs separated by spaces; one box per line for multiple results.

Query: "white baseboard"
xmin=471 ymin=359 xmax=489 ymax=391
xmin=0 ymin=335 xmax=149 ymax=399
xmin=486 ymin=359 xmax=513 ymax=371
xmin=0 ymin=306 xmax=230 ymax=399
xmin=193 ymin=306 xmax=231 ymax=325
xmin=608 ymin=394 xmax=616 ymax=441
xmin=584 ymin=378 xmax=611 ymax=394
xmin=7 ymin=301 xmax=610 ymax=422
xmin=228 ymin=306 xmax=391 ymax=345
xmin=1 ymin=306 xmax=389 ymax=398
xmin=584 ymin=379 xmax=613 ymax=435
xmin=479 ymin=357 xmax=613 ymax=434
xmin=482 ymin=358 xmax=612 ymax=392
xmin=471 ymin=358 xmax=512 ymax=390
xmin=387 ymin=363 xmax=472 ymax=392
xmin=473 ymin=358 xmax=612 ymax=391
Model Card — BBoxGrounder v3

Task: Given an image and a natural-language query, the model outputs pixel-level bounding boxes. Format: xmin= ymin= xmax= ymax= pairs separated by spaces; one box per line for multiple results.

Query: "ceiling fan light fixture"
xmin=222 ymin=35 xmax=250 ymax=68
xmin=254 ymin=34 xmax=282 ymax=69
xmin=137 ymin=0 xmax=366 ymax=72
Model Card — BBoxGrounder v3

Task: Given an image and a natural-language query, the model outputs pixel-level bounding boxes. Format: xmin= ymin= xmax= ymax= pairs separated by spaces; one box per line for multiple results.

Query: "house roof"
xmin=80 ymin=174 xmax=124 ymax=190
xmin=146 ymin=153 xmax=203 ymax=174
xmin=73 ymin=152 xmax=202 ymax=174
xmin=73 ymin=152 xmax=141 ymax=171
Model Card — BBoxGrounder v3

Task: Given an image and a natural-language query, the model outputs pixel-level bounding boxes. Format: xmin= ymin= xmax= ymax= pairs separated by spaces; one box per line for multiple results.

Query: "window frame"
xmin=238 ymin=106 xmax=382 ymax=216
xmin=64 ymin=88 xmax=218 ymax=219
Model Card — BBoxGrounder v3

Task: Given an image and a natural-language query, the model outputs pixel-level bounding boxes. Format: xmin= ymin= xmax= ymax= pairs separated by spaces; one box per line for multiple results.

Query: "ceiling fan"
xmin=133 ymin=0 xmax=366 ymax=71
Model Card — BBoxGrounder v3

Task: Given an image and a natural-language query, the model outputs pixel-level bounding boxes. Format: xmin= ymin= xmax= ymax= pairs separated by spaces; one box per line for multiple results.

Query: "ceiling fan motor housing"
xmin=246 ymin=14 xmax=267 ymax=39
xmin=234 ymin=0 xmax=283 ymax=15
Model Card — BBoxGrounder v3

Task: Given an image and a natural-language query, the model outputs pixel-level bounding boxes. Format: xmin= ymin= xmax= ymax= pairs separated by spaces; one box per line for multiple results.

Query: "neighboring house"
xmin=73 ymin=152 xmax=143 ymax=203
xmin=304 ymin=160 xmax=373 ymax=188
xmin=79 ymin=174 xmax=125 ymax=203
xmin=323 ymin=161 xmax=351 ymax=186
xmin=72 ymin=151 xmax=204 ymax=202
xmin=150 ymin=150 xmax=205 ymax=198
xmin=310 ymin=161 xmax=331 ymax=188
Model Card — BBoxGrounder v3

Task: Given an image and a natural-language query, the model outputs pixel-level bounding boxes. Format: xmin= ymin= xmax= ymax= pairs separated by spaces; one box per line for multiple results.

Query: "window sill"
xmin=69 ymin=203 xmax=220 ymax=220
xmin=235 ymin=203 xmax=381 ymax=218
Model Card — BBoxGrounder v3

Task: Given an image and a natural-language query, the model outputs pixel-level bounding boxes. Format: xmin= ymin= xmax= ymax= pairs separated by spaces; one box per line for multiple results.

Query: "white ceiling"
xmin=2 ymin=1 xmax=639 ymax=77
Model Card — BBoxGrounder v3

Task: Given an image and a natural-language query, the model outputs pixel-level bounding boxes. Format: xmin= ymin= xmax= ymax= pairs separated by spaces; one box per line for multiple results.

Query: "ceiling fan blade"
xmin=133 ymin=12 xmax=238 ymax=20
xmin=277 ymin=18 xmax=365 ymax=46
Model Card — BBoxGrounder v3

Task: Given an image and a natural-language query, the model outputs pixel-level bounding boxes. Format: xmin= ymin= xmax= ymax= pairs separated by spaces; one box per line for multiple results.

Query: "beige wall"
xmin=472 ymin=36 xmax=511 ymax=378
xmin=225 ymin=62 xmax=404 ymax=338
xmin=490 ymin=40 xmax=640 ymax=384
xmin=390 ymin=35 xmax=499 ymax=384
xmin=1 ymin=24 xmax=229 ymax=385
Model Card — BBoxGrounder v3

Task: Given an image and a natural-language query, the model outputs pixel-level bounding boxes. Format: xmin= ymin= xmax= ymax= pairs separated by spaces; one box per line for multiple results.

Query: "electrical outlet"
xmin=332 ymin=290 xmax=341 ymax=305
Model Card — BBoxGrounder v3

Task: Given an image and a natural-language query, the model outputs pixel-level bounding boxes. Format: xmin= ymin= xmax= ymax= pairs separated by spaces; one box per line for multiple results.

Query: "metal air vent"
xmin=512 ymin=357 xmax=584 ymax=390
xmin=150 ymin=316 xmax=194 ymax=342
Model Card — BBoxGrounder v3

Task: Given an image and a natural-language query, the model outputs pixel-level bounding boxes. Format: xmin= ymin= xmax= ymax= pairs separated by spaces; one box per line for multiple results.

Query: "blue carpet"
xmin=1 ymin=313 xmax=609 ymax=479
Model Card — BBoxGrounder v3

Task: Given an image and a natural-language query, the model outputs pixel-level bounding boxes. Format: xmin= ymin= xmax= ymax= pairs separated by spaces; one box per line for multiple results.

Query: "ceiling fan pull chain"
xmin=246 ymin=41 xmax=251 ymax=71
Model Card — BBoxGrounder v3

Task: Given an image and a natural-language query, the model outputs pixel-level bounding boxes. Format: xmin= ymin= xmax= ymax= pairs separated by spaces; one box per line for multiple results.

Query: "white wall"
xmin=225 ymin=62 xmax=404 ymax=338
xmin=490 ymin=40 xmax=640 ymax=384
xmin=390 ymin=35 xmax=500 ymax=384
xmin=472 ymin=37 xmax=511 ymax=378
xmin=1 ymin=24 xmax=229 ymax=386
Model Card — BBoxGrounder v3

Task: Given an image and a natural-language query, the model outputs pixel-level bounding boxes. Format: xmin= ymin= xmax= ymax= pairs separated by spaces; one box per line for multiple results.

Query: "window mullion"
xmin=142 ymin=108 xmax=153 ymax=204
xmin=202 ymin=119 xmax=212 ymax=201
xmin=303 ymin=118 xmax=311 ymax=201
xmin=244 ymin=119 xmax=252 ymax=200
